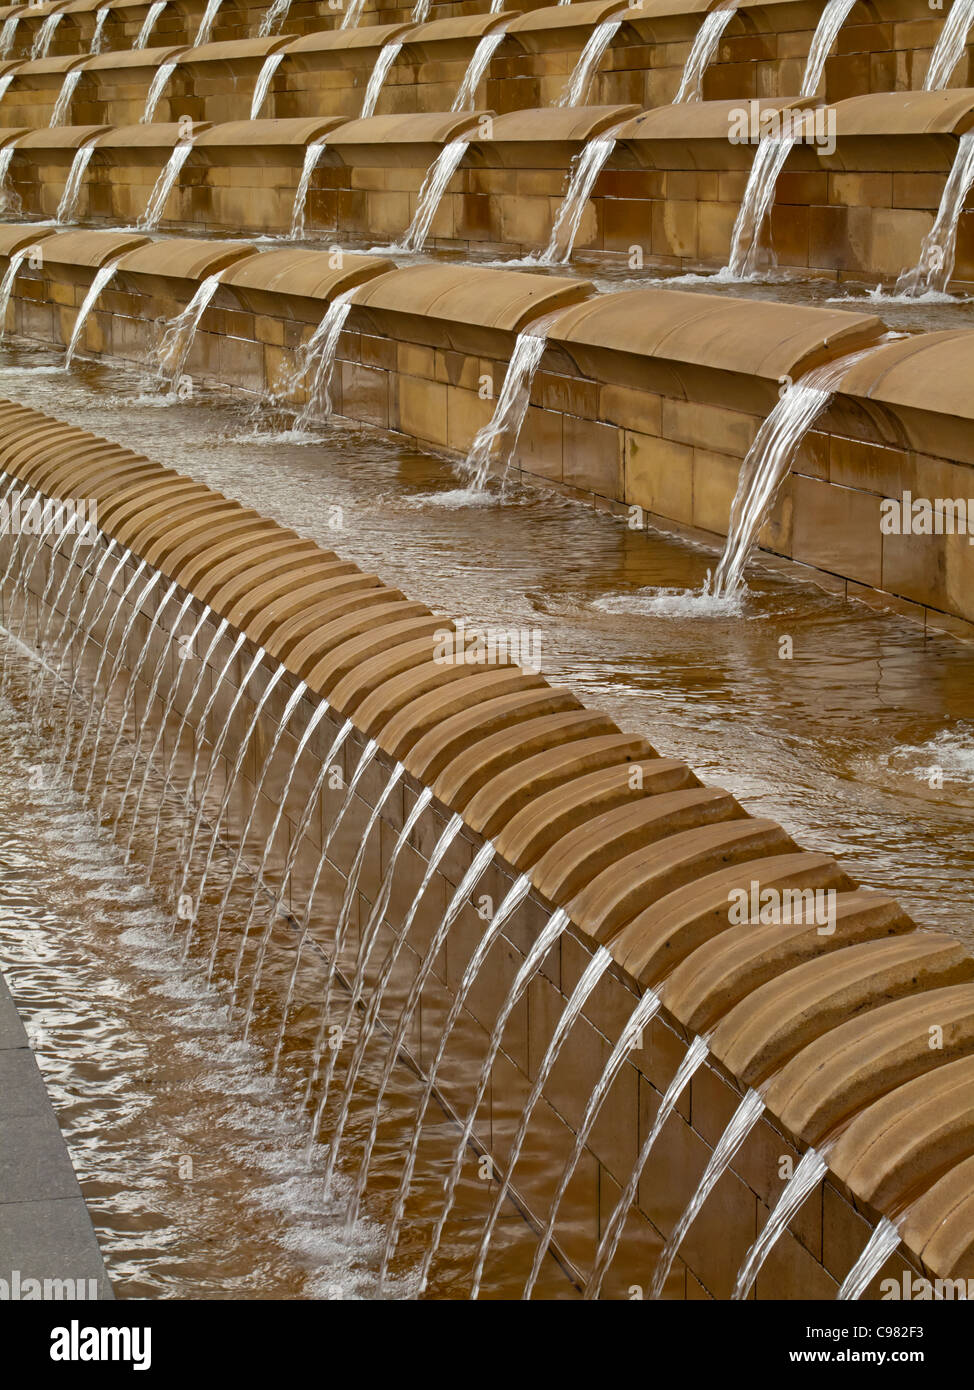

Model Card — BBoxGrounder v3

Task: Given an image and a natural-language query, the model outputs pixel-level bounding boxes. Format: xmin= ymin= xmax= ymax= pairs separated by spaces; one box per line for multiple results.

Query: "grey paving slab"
xmin=0 ymin=1198 xmax=113 ymax=1299
xmin=0 ymin=1048 xmax=57 ymax=1118
xmin=0 ymin=1109 xmax=82 ymax=1204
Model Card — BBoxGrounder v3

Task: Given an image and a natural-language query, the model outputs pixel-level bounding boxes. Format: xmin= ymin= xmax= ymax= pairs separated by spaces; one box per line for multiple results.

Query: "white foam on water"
xmin=594 ymin=586 xmax=747 ymax=619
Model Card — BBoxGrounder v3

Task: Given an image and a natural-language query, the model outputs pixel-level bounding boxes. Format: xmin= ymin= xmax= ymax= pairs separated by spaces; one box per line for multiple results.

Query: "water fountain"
xmin=259 ymin=0 xmax=294 ymax=38
xmin=463 ymin=313 xmax=561 ymax=488
xmin=155 ymin=273 xmax=225 ymax=390
xmin=732 ymin=1147 xmax=829 ymax=1299
xmin=674 ymin=2 xmax=736 ymax=102
xmin=137 ymin=139 xmax=192 ymax=229
xmin=250 ymin=52 xmax=283 ymax=120
xmin=31 ymin=12 xmax=64 ymax=61
xmin=534 ymin=124 xmax=625 ymax=265
xmin=0 ymin=71 xmax=15 ymax=108
xmin=292 ymin=290 xmax=355 ymax=427
xmin=140 ymin=61 xmax=175 ymax=122
xmin=837 ymin=1217 xmax=902 ymax=1300
xmin=289 ymin=140 xmax=327 ymax=238
xmin=50 ymin=69 xmax=83 ymax=128
xmin=895 ymin=131 xmax=974 ymax=296
xmin=409 ymin=0 xmax=430 ymax=21
xmin=341 ymin=0 xmax=367 ymax=30
xmin=394 ymin=138 xmax=468 ymax=253
xmin=360 ymin=42 xmax=402 ymax=119
xmin=649 ymin=1088 xmax=765 ymax=1298
xmin=0 ymin=14 xmax=20 ymax=60
xmin=89 ymin=7 xmax=110 ymax=56
xmin=722 ymin=132 xmax=796 ymax=279
xmin=800 ymin=0 xmax=857 ymax=96
xmin=56 ymin=143 xmax=97 ymax=223
xmin=452 ymin=29 xmax=506 ymax=112
xmin=558 ymin=21 xmax=620 ymax=108
xmin=193 ymin=0 xmax=222 ymax=47
xmin=133 ymin=1 xmax=165 ymax=49
xmin=64 ymin=259 xmax=121 ymax=365
xmin=924 ymin=0 xmax=974 ymax=90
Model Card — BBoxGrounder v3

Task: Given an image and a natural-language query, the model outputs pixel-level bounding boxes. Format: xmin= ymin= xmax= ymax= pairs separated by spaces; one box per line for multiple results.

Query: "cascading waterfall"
xmin=732 ymin=1146 xmax=829 ymax=1300
xmin=250 ymin=52 xmax=283 ymax=118
xmin=133 ymin=1 xmax=165 ymax=50
xmin=289 ymin=140 xmax=326 ymax=237
xmin=40 ymin=539 xmax=122 ymax=738
xmin=585 ymin=1032 xmax=711 ymax=1298
xmin=675 ymin=3 xmax=736 ymax=102
xmin=452 ymin=29 xmax=505 ymax=111
xmin=409 ymin=0 xmax=430 ymax=21
xmin=523 ymin=986 xmax=662 ymax=1299
xmin=535 ymin=124 xmax=624 ymax=265
xmin=895 ymin=131 xmax=974 ymax=296
xmin=558 ymin=21 xmax=620 ymax=107
xmin=137 ymin=138 xmax=192 ymax=228
xmin=707 ymin=343 xmax=881 ymax=599
xmin=89 ymin=7 xmax=110 ymax=55
xmin=649 ymin=1088 xmax=766 ymax=1299
xmin=31 ymin=12 xmax=63 ymax=60
xmin=340 ymin=0 xmax=367 ymax=29
xmin=837 ymin=1217 xmax=902 ymax=1300
xmin=0 ymin=143 xmax=18 ymax=214
xmin=56 ymin=144 xmax=97 ymax=224
xmin=470 ymin=947 xmax=613 ymax=1299
xmin=0 ymin=247 xmax=26 ymax=335
xmin=292 ymin=290 xmax=354 ymax=426
xmin=64 ymin=259 xmax=121 ymax=366
xmin=722 ymin=132 xmax=796 ymax=279
xmin=50 ymin=69 xmax=83 ymax=127
xmin=360 ymin=41 xmax=402 ymax=119
xmin=378 ymin=871 xmax=533 ymax=1289
xmin=140 ymin=60 xmax=175 ymax=122
xmin=394 ymin=139 xmax=468 ymax=253
xmin=155 ymin=273 xmax=224 ymax=389
xmin=800 ymin=0 xmax=857 ymax=96
xmin=193 ymin=0 xmax=222 ymax=46
xmin=0 ymin=15 xmax=20 ymax=60
xmin=259 ymin=0 xmax=293 ymax=37
xmin=462 ymin=314 xmax=558 ymax=488
xmin=925 ymin=0 xmax=974 ymax=90
xmin=0 ymin=72 xmax=15 ymax=107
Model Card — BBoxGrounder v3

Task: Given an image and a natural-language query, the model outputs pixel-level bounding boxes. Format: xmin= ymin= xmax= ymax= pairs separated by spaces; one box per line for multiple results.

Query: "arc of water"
xmin=31 ymin=12 xmax=63 ymax=61
xmin=175 ymin=651 xmax=282 ymax=944
xmin=139 ymin=617 xmax=235 ymax=875
xmin=62 ymin=555 xmax=148 ymax=780
xmin=462 ymin=310 xmax=563 ymax=489
xmin=96 ymin=579 xmax=180 ymax=813
xmin=536 ymin=123 xmax=625 ymax=265
xmin=310 ymin=785 xmax=435 ymax=1167
xmin=416 ymin=905 xmax=570 ymax=1293
xmin=50 ymin=68 xmax=83 ymax=127
xmin=649 ymin=1087 xmax=765 ymax=1299
xmin=55 ymin=545 xmax=132 ymax=774
xmin=709 ymin=343 xmax=881 ymax=598
xmin=268 ymin=717 xmax=355 ymax=1065
xmin=156 ymin=273 xmax=224 ymax=390
xmin=259 ymin=0 xmax=293 ymax=37
xmin=723 ymin=131 xmax=796 ymax=280
xmin=0 ymin=72 xmax=15 ymax=108
xmin=0 ymin=143 xmax=18 ymax=215
xmin=41 ymin=538 xmax=120 ymax=736
xmin=585 ymin=1031 xmax=711 ymax=1299
xmin=836 ymin=1217 xmax=901 ymax=1300
xmin=193 ymin=0 xmax=222 ymax=46
xmin=250 ymin=52 xmax=283 ymax=120
xmin=1 ymin=500 xmax=70 ymax=686
xmin=675 ymin=3 xmax=736 ymax=102
xmin=289 ymin=139 xmax=327 ymax=239
xmin=110 ymin=591 xmax=195 ymax=824
xmin=733 ymin=1146 xmax=829 ymax=1300
xmin=56 ymin=144 xmax=98 ymax=226
xmin=800 ymin=0 xmax=857 ymax=97
xmin=470 ymin=946 xmax=613 ymax=1299
xmin=134 ymin=1 xmax=165 ymax=50
xmin=293 ymin=290 xmax=355 ymax=427
xmin=79 ymin=568 xmax=164 ymax=798
xmin=895 ymin=131 xmax=974 ymax=297
xmin=89 ymin=7 xmax=110 ymax=55
xmin=0 ymin=15 xmax=20 ymax=60
xmin=408 ymin=0 xmax=429 ymax=21
xmin=29 ymin=509 xmax=99 ymax=712
xmin=378 ymin=872 xmax=535 ymax=1290
xmin=299 ymin=757 xmax=403 ymax=1095
xmin=452 ymin=29 xmax=505 ymax=112
xmin=523 ymin=985 xmax=662 ymax=1299
xmin=204 ymin=678 xmax=311 ymax=976
xmin=137 ymin=139 xmax=192 ymax=229
xmin=558 ymin=21 xmax=619 ymax=108
xmin=140 ymin=60 xmax=175 ymax=122
xmin=394 ymin=139 xmax=468 ymax=253
xmin=340 ymin=0 xmax=367 ymax=29
xmin=23 ymin=514 xmax=95 ymax=723
xmin=925 ymin=0 xmax=974 ymax=89
xmin=0 ymin=247 xmax=26 ymax=338
xmin=65 ymin=259 xmax=120 ymax=366
xmin=360 ymin=41 xmax=402 ymax=119
xmin=337 ymin=815 xmax=474 ymax=1223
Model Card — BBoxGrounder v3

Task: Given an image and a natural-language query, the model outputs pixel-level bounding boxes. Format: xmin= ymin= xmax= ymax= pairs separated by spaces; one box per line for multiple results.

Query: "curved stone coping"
xmin=0 ymin=225 xmax=57 ymax=257
xmin=0 ymin=127 xmax=28 ymax=149
xmin=0 ymin=964 xmax=113 ymax=1299
xmin=900 ymin=1152 xmax=974 ymax=1278
xmin=194 ymin=116 xmax=345 ymax=148
xmin=175 ymin=34 xmax=290 ymax=68
xmin=506 ymin=0 xmax=629 ymax=48
xmin=323 ymin=110 xmax=484 ymax=161
xmin=282 ymin=23 xmax=417 ymax=63
xmin=399 ymin=13 xmax=518 ymax=63
xmin=469 ymin=104 xmax=639 ymax=166
xmin=15 ymin=123 xmax=110 ymax=150
xmin=29 ymin=227 xmax=149 ymax=268
xmin=216 ymin=247 xmax=393 ymax=315
xmin=829 ymin=89 xmax=974 ymax=138
xmin=7 ymin=52 xmax=92 ymax=79
xmin=547 ymin=287 xmax=885 ymax=392
xmin=94 ymin=121 xmax=213 ymax=149
xmin=82 ymin=43 xmax=188 ymax=71
xmin=2 ymin=394 xmax=974 ymax=1272
xmin=115 ymin=235 xmax=257 ymax=287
